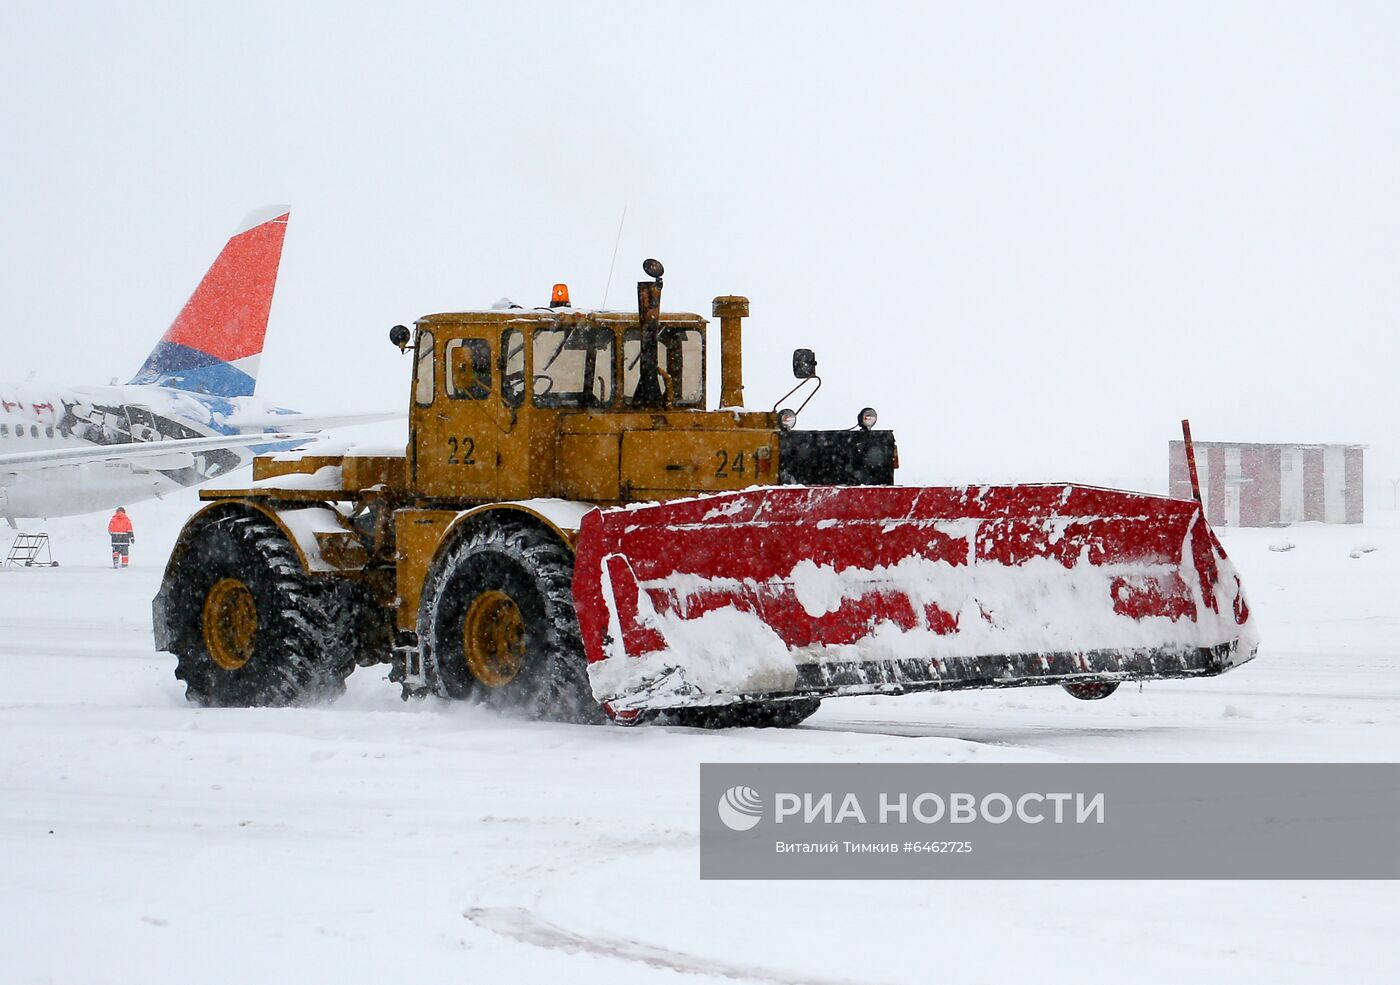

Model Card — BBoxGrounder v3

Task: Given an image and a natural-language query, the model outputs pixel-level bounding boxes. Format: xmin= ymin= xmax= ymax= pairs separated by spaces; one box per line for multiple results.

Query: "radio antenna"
xmin=601 ymin=205 xmax=627 ymax=309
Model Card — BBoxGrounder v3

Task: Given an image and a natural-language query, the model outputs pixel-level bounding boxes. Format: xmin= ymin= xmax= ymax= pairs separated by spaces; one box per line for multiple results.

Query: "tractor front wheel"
xmin=418 ymin=518 xmax=603 ymax=724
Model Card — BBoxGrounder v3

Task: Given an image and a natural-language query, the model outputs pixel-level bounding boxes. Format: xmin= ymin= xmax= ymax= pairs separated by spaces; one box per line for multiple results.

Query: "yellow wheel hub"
xmin=202 ymin=577 xmax=258 ymax=671
xmin=463 ymin=590 xmax=526 ymax=688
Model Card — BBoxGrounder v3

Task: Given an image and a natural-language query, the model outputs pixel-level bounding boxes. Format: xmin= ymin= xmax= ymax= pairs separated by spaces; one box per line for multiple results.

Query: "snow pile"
xmin=252 ymin=464 xmax=344 ymax=490
xmin=589 ymin=603 xmax=801 ymax=708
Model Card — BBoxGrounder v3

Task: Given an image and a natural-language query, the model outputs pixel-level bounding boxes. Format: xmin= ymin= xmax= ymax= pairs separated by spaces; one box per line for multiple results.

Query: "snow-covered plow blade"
xmin=574 ymin=485 xmax=1259 ymax=712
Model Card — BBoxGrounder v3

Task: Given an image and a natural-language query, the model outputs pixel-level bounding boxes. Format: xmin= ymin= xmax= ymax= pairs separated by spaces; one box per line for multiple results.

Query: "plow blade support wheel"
xmin=573 ymin=485 xmax=1259 ymax=711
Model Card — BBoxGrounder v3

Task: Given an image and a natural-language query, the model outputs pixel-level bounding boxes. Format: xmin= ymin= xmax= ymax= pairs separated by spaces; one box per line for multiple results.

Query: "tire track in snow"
xmin=465 ymin=906 xmax=895 ymax=985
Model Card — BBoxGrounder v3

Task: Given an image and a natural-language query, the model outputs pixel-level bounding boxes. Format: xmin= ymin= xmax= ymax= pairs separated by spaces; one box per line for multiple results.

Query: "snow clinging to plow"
xmin=574 ymin=485 xmax=1259 ymax=710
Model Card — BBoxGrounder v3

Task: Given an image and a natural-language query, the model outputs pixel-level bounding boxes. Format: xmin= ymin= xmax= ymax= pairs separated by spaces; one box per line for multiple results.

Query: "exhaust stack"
xmin=634 ymin=259 xmax=666 ymax=408
xmin=712 ymin=295 xmax=749 ymax=409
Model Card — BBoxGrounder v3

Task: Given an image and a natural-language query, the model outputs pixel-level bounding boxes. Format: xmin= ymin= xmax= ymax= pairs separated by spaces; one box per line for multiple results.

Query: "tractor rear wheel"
xmin=161 ymin=513 xmax=360 ymax=707
xmin=418 ymin=518 xmax=603 ymax=724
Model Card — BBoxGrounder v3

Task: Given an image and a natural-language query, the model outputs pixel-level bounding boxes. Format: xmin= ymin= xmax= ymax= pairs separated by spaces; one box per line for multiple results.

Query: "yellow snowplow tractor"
xmin=153 ymin=260 xmax=1258 ymax=727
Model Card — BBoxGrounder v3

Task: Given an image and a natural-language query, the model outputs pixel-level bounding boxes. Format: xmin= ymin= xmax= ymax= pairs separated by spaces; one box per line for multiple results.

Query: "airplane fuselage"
xmin=0 ymin=382 xmax=284 ymax=520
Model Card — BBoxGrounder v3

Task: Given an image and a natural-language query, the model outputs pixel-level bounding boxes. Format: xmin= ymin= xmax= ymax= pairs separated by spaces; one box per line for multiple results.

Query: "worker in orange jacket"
xmin=108 ymin=507 xmax=134 ymax=569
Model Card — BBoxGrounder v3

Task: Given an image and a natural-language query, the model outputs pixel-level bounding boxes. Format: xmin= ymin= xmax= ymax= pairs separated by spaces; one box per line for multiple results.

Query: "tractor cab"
xmin=402 ymin=307 xmax=752 ymax=505
xmin=394 ymin=260 xmax=895 ymax=507
xmin=398 ymin=262 xmax=776 ymax=506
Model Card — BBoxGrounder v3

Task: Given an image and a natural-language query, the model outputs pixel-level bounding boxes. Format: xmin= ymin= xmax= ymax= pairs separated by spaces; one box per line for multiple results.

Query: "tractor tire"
xmin=161 ymin=513 xmax=361 ymax=707
xmin=1062 ymin=680 xmax=1120 ymax=701
xmin=667 ymin=699 xmax=822 ymax=729
xmin=417 ymin=518 xmax=604 ymax=724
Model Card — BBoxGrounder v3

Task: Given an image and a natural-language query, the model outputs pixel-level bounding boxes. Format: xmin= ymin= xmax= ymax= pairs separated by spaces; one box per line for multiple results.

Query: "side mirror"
xmin=792 ymin=348 xmax=817 ymax=380
xmin=389 ymin=325 xmax=411 ymax=352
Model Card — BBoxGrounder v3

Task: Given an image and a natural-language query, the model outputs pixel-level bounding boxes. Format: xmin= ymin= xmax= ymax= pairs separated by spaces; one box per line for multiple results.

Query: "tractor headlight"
xmin=857 ymin=407 xmax=878 ymax=430
xmin=777 ymin=408 xmax=797 ymax=431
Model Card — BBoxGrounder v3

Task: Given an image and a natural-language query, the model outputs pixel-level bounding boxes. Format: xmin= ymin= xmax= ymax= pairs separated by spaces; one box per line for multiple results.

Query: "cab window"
xmin=623 ymin=325 xmax=704 ymax=407
xmin=501 ymin=328 xmax=525 ymax=407
xmin=446 ymin=338 xmax=491 ymax=400
xmin=414 ymin=329 xmax=435 ymax=406
xmin=531 ymin=326 xmax=615 ymax=409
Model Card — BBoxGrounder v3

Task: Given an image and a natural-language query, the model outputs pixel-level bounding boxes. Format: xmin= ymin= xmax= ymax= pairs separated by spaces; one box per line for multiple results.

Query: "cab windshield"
xmin=530 ymin=327 xmax=615 ymax=409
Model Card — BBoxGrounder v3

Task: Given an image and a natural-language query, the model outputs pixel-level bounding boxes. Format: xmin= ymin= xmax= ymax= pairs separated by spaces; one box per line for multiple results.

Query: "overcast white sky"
xmin=3 ymin=2 xmax=1397 ymax=499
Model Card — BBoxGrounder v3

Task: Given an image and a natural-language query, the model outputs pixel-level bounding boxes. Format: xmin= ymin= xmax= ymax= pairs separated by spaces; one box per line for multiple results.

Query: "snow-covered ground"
xmin=2 ymin=492 xmax=1397 ymax=984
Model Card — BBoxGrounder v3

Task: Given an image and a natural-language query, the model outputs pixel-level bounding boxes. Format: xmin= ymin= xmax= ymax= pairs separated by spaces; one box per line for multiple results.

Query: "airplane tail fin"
xmin=129 ymin=206 xmax=290 ymax=397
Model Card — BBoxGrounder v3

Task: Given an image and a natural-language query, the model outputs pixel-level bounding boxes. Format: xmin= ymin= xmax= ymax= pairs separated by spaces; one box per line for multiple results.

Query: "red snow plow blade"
xmin=573 ymin=485 xmax=1259 ymax=712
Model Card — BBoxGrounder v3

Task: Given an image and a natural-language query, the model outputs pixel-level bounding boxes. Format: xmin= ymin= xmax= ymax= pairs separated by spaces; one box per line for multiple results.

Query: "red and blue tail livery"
xmin=1 ymin=204 xmax=400 ymax=523
xmin=129 ymin=206 xmax=290 ymax=397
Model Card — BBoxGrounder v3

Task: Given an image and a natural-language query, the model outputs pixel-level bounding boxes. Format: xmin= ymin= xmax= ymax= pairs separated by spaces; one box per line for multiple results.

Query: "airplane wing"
xmin=222 ymin=410 xmax=403 ymax=433
xmin=0 ymin=431 xmax=320 ymax=473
